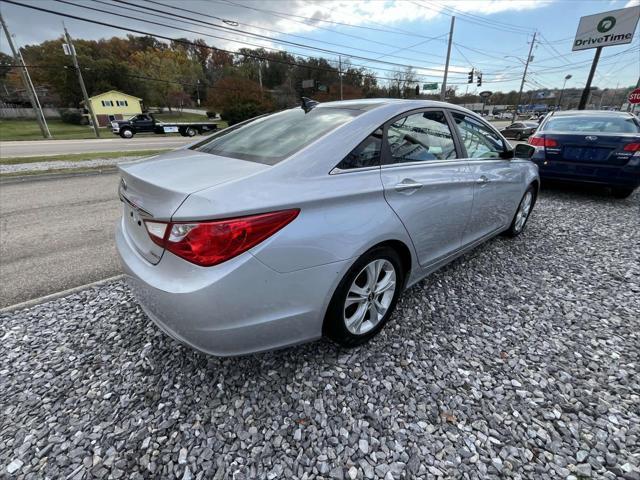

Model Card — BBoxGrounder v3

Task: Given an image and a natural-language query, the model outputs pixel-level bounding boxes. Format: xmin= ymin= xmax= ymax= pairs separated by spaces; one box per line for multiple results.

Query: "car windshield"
xmin=542 ymin=115 xmax=639 ymax=133
xmin=190 ymin=107 xmax=361 ymax=165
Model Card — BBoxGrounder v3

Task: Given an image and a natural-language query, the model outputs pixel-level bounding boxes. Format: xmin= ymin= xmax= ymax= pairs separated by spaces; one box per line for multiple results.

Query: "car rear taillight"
xmin=623 ymin=142 xmax=640 ymax=152
xmin=528 ymin=136 xmax=558 ymax=147
xmin=143 ymin=209 xmax=299 ymax=266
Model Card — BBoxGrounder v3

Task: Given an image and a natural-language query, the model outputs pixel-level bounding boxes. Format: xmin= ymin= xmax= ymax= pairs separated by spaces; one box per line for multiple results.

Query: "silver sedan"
xmin=116 ymin=99 xmax=539 ymax=356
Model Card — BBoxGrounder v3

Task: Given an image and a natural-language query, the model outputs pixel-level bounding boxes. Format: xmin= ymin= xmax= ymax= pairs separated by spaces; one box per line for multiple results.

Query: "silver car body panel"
xmin=116 ymin=99 xmax=539 ymax=356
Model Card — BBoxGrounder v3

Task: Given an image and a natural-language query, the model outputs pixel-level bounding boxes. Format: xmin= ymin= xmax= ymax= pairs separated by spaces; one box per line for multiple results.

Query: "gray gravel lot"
xmin=1 ymin=188 xmax=639 ymax=480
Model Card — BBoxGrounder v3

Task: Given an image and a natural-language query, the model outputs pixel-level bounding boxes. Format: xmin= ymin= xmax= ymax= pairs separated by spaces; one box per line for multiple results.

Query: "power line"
xmin=107 ymin=0 xmax=452 ymax=67
xmin=53 ymin=0 xmax=469 ymax=77
xmin=71 ymin=0 xmax=524 ymax=78
xmin=424 ymin=0 xmax=535 ymax=33
xmin=211 ymin=0 xmax=450 ymax=41
xmin=416 ymin=1 xmax=533 ymax=36
xmin=0 ymin=0 xmax=537 ymax=87
xmin=213 ymin=0 xmax=531 ymax=66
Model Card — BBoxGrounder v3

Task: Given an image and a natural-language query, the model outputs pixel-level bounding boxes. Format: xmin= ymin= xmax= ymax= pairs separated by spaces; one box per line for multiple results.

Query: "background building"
xmin=81 ymin=90 xmax=143 ymax=127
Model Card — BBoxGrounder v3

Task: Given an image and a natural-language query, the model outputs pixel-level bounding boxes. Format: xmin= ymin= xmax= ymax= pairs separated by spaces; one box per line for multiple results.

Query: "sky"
xmin=1 ymin=0 xmax=639 ymax=95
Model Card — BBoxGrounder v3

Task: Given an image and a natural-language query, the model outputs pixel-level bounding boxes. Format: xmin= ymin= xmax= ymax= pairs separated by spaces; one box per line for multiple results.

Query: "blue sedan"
xmin=529 ymin=110 xmax=640 ymax=198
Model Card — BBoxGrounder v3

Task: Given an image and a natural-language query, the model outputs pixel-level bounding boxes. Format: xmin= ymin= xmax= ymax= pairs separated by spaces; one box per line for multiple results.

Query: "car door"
xmin=380 ymin=109 xmax=475 ymax=268
xmin=450 ymin=112 xmax=524 ymax=244
xmin=133 ymin=114 xmax=154 ymax=132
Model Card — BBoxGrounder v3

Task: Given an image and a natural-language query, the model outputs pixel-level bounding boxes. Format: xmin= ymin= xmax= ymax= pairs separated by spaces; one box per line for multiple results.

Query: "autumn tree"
xmin=130 ymin=48 xmax=203 ymax=110
xmin=207 ymin=76 xmax=273 ymax=125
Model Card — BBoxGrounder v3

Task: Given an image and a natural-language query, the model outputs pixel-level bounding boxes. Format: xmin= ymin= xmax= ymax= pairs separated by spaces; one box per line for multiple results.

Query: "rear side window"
xmin=384 ymin=111 xmax=457 ymax=164
xmin=336 ymin=128 xmax=383 ymax=170
xmin=542 ymin=116 xmax=640 ymax=133
xmin=191 ymin=107 xmax=360 ymax=165
xmin=452 ymin=113 xmax=504 ymax=159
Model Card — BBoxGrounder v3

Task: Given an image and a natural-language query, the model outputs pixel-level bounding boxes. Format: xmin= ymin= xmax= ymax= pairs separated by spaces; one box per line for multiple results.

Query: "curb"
xmin=0 ymin=167 xmax=119 ymax=184
xmin=0 ymin=275 xmax=125 ymax=314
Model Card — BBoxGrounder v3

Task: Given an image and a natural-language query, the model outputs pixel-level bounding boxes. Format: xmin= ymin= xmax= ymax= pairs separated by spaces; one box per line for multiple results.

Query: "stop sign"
xmin=629 ymin=88 xmax=640 ymax=104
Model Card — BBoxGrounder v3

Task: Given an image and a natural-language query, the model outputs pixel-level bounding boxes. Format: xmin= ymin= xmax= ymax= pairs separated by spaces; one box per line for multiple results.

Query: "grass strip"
xmin=1 ymin=149 xmax=169 ymax=165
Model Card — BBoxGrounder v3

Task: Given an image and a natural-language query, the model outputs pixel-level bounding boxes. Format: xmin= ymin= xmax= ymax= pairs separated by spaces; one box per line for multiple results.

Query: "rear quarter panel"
xmin=174 ymin=167 xmax=418 ymax=275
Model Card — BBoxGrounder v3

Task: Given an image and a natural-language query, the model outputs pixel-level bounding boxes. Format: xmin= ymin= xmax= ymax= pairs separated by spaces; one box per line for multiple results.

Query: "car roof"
xmin=551 ymin=110 xmax=633 ymax=117
xmin=315 ymin=98 xmax=473 ymax=114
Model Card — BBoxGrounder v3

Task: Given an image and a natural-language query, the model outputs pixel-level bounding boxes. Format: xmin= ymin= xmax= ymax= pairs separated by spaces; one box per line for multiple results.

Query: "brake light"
xmin=144 ymin=209 xmax=299 ymax=267
xmin=623 ymin=143 xmax=640 ymax=152
xmin=528 ymin=136 xmax=558 ymax=147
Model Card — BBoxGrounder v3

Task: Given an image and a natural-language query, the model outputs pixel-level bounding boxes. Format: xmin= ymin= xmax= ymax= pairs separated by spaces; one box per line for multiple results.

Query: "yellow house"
xmin=82 ymin=90 xmax=143 ymax=127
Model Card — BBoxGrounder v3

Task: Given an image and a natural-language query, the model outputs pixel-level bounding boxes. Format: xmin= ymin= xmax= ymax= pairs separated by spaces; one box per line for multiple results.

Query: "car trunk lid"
xmin=542 ymin=133 xmax=640 ymax=166
xmin=118 ymin=149 xmax=269 ymax=264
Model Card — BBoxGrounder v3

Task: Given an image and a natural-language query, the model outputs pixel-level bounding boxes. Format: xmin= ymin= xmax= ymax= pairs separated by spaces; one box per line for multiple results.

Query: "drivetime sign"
xmin=573 ymin=5 xmax=640 ymax=51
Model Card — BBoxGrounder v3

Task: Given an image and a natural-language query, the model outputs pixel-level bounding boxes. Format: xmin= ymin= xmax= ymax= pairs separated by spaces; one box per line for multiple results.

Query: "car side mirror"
xmin=513 ymin=143 xmax=535 ymax=159
xmin=500 ymin=149 xmax=514 ymax=160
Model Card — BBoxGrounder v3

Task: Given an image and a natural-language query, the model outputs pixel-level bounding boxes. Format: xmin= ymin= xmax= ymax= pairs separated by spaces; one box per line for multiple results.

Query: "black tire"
xmin=516 ymin=132 xmax=524 ymax=141
xmin=505 ymin=185 xmax=536 ymax=237
xmin=119 ymin=128 xmax=134 ymax=139
xmin=323 ymin=246 xmax=404 ymax=348
xmin=185 ymin=127 xmax=197 ymax=137
xmin=611 ymin=186 xmax=635 ymax=199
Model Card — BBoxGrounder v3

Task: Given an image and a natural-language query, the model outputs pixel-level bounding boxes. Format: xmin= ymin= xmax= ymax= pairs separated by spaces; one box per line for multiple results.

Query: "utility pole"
xmin=578 ymin=47 xmax=602 ymax=110
xmin=338 ymin=55 xmax=343 ymax=100
xmin=440 ymin=16 xmax=455 ymax=101
xmin=64 ymin=26 xmax=100 ymax=137
xmin=257 ymin=61 xmax=263 ymax=94
xmin=512 ymin=31 xmax=536 ymax=124
xmin=1 ymin=13 xmax=51 ymax=138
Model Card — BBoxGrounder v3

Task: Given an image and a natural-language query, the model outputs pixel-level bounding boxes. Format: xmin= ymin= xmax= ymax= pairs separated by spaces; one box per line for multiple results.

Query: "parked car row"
xmin=115 ymin=100 xmax=639 ymax=358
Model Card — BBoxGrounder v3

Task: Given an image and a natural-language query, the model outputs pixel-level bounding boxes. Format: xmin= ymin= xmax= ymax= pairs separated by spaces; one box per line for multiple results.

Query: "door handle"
xmin=476 ymin=175 xmax=490 ymax=184
xmin=395 ymin=180 xmax=423 ymax=192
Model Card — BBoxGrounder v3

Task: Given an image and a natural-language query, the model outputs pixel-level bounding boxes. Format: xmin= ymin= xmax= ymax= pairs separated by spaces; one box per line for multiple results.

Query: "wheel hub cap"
xmin=344 ymin=259 xmax=397 ymax=335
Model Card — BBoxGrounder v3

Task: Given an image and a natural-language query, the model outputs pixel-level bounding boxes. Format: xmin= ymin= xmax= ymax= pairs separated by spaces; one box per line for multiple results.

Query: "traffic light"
xmin=467 ymin=69 xmax=474 ymax=83
xmin=477 ymin=73 xmax=482 ymax=87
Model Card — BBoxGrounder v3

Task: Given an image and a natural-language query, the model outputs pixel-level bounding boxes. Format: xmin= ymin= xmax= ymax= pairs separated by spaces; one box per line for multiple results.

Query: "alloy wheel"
xmin=344 ymin=259 xmax=396 ymax=335
xmin=514 ymin=191 xmax=533 ymax=232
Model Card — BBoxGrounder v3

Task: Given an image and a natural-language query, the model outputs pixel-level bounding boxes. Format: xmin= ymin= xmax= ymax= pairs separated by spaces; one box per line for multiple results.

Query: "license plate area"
xmin=563 ymin=146 xmax=610 ymax=162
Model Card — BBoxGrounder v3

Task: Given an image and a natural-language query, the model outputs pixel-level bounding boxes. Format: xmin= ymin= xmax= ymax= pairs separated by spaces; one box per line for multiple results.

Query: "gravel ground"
xmin=1 ymin=187 xmax=639 ymax=480
xmin=0 ymin=156 xmax=147 ymax=174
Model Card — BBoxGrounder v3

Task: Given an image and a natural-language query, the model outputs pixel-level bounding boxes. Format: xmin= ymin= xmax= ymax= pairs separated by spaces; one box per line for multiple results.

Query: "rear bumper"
xmin=531 ymin=156 xmax=640 ymax=188
xmin=116 ymin=218 xmax=349 ymax=356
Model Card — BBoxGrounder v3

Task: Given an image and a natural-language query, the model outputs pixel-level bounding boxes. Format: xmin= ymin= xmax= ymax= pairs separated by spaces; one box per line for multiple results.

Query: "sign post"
xmin=573 ymin=6 xmax=640 ymax=109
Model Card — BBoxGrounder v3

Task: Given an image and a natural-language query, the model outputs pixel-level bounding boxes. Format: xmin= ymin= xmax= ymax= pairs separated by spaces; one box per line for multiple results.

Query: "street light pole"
xmin=0 ymin=12 xmax=51 ymax=138
xmin=512 ymin=31 xmax=536 ymax=124
xmin=338 ymin=55 xmax=343 ymax=100
xmin=440 ymin=16 xmax=455 ymax=101
xmin=556 ymin=74 xmax=572 ymax=110
xmin=64 ymin=26 xmax=100 ymax=138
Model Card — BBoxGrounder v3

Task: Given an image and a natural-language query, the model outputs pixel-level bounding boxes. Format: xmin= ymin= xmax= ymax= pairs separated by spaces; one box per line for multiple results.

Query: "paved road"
xmin=0 ymin=136 xmax=194 ymax=158
xmin=0 ymin=173 xmax=122 ymax=307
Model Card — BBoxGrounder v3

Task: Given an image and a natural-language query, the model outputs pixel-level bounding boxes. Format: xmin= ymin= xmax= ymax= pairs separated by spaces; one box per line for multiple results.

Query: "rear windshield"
xmin=190 ymin=107 xmax=360 ymax=165
xmin=542 ymin=115 xmax=639 ymax=134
